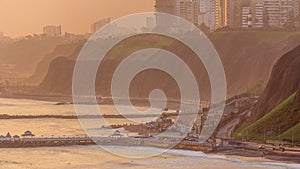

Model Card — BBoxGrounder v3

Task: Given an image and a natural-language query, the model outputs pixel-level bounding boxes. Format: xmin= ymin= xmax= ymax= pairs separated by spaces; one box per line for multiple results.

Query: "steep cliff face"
xmin=234 ymin=46 xmax=300 ymax=140
xmin=37 ymin=57 xmax=75 ymax=94
xmin=37 ymin=32 xmax=300 ymax=99
xmin=210 ymin=32 xmax=300 ymax=96
xmin=27 ymin=42 xmax=84 ymax=84
xmin=251 ymin=45 xmax=300 ymax=120
xmin=296 ymin=82 xmax=300 ymax=103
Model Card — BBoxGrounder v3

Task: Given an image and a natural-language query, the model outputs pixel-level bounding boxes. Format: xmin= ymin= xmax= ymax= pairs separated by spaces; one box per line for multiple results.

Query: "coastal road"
xmin=216 ymin=118 xmax=240 ymax=139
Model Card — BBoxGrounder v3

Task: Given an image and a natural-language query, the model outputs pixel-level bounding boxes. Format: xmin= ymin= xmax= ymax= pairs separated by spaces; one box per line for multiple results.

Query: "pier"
xmin=0 ymin=135 xmax=214 ymax=152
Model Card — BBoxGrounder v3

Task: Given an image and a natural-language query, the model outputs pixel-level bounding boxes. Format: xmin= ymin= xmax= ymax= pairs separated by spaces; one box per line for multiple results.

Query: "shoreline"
xmin=209 ymin=148 xmax=300 ymax=165
xmin=2 ymin=143 xmax=298 ymax=166
xmin=0 ymin=94 xmax=299 ymax=166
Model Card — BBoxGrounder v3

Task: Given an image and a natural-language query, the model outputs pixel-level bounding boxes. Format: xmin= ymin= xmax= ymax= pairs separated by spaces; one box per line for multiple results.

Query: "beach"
xmin=0 ymin=146 xmax=298 ymax=169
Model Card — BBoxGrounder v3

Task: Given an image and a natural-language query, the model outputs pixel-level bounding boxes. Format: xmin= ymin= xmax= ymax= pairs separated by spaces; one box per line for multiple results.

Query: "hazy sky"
xmin=0 ymin=0 xmax=154 ymax=37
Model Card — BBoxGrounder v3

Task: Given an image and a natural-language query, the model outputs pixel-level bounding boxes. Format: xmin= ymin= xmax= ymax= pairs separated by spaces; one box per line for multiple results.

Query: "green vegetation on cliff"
xmin=234 ymin=92 xmax=300 ymax=141
xmin=280 ymin=123 xmax=300 ymax=142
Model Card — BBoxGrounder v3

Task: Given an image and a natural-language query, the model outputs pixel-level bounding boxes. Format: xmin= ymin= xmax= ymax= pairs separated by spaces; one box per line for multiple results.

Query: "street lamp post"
xmin=264 ymin=129 xmax=266 ymax=143
xmin=279 ymin=125 xmax=281 ymax=145
xmin=292 ymin=128 xmax=294 ymax=147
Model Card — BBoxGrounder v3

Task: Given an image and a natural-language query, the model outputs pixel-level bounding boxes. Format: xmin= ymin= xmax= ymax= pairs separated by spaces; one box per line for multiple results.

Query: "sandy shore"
xmin=0 ymin=146 xmax=296 ymax=169
xmin=210 ymin=148 xmax=300 ymax=164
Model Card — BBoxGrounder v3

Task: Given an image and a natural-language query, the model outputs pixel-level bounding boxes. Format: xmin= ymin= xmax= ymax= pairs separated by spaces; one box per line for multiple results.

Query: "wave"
xmin=167 ymin=149 xmax=300 ymax=169
xmin=82 ymin=145 xmax=300 ymax=169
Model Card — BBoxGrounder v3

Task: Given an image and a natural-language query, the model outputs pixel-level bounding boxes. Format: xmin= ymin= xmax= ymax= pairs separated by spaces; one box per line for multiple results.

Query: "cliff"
xmin=251 ymin=45 xmax=300 ymax=120
xmin=235 ymin=45 xmax=300 ymax=141
xmin=37 ymin=32 xmax=300 ymax=99
xmin=27 ymin=41 xmax=84 ymax=84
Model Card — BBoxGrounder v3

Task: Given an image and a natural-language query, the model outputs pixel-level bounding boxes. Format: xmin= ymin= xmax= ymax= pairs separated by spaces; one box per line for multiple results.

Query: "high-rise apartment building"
xmin=155 ymin=0 xmax=300 ymax=30
xmin=155 ymin=0 xmax=177 ymax=14
xmin=91 ymin=18 xmax=110 ymax=33
xmin=227 ymin=0 xmax=264 ymax=28
xmin=155 ymin=0 xmax=228 ymax=30
xmin=227 ymin=0 xmax=300 ymax=28
xmin=155 ymin=0 xmax=178 ymax=28
xmin=180 ymin=0 xmax=200 ymax=25
xmin=264 ymin=0 xmax=294 ymax=27
xmin=251 ymin=0 xmax=264 ymax=28
xmin=294 ymin=0 xmax=300 ymax=16
xmin=294 ymin=0 xmax=300 ymax=26
xmin=199 ymin=0 xmax=217 ymax=30
xmin=227 ymin=0 xmax=243 ymax=27
xmin=242 ymin=7 xmax=252 ymax=27
xmin=43 ymin=25 xmax=62 ymax=37
xmin=155 ymin=0 xmax=201 ymax=28
xmin=215 ymin=0 xmax=228 ymax=28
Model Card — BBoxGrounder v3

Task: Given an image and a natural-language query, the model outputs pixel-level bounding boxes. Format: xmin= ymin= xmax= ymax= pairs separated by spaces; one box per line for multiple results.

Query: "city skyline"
xmin=2 ymin=0 xmax=300 ymax=38
xmin=155 ymin=0 xmax=300 ymax=31
xmin=0 ymin=0 xmax=154 ymax=37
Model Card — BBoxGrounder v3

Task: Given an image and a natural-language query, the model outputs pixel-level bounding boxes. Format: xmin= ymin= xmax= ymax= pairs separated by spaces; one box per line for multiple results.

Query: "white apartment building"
xmin=264 ymin=0 xmax=294 ymax=27
xmin=242 ymin=7 xmax=252 ymax=27
xmin=254 ymin=2 xmax=264 ymax=27
xmin=199 ymin=0 xmax=217 ymax=30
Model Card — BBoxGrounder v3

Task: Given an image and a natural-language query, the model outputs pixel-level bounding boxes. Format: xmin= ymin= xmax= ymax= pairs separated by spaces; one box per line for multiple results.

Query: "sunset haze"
xmin=0 ymin=0 xmax=154 ymax=37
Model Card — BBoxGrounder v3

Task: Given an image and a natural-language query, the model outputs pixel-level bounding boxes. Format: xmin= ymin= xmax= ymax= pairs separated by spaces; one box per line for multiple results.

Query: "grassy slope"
xmin=251 ymin=32 xmax=300 ymax=45
xmin=280 ymin=123 xmax=300 ymax=141
xmin=107 ymin=35 xmax=174 ymax=59
xmin=234 ymin=92 xmax=298 ymax=141
xmin=110 ymin=32 xmax=300 ymax=59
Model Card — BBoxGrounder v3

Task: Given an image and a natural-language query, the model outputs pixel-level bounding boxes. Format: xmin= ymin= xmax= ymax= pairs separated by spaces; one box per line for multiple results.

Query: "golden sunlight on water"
xmin=0 ymin=98 xmax=160 ymax=137
xmin=0 ymin=98 xmax=154 ymax=116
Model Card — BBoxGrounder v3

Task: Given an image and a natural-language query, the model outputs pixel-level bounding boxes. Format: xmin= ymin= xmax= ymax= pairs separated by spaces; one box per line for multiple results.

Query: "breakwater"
xmin=0 ymin=136 xmax=213 ymax=152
